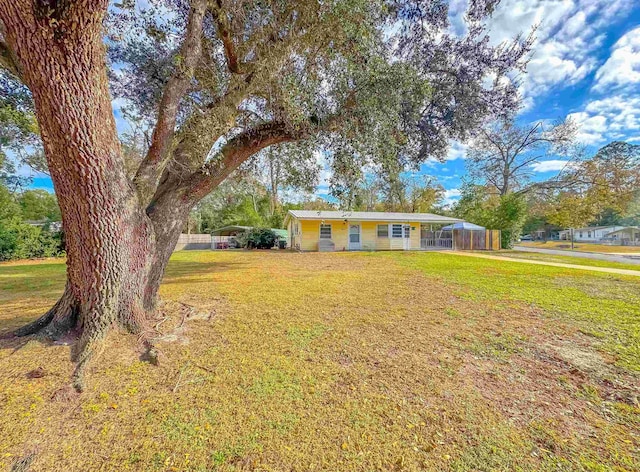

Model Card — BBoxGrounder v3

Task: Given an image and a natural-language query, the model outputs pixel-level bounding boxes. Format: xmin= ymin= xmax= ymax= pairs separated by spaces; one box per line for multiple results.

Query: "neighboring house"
xmin=284 ymin=210 xmax=462 ymax=252
xmin=602 ymin=227 xmax=640 ymax=245
xmin=24 ymin=219 xmax=62 ymax=232
xmin=558 ymin=226 xmax=626 ymax=242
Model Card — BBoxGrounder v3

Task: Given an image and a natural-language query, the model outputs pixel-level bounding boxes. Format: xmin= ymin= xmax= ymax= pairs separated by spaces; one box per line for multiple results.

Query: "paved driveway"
xmin=513 ymin=245 xmax=640 ymax=265
xmin=447 ymin=251 xmax=640 ymax=276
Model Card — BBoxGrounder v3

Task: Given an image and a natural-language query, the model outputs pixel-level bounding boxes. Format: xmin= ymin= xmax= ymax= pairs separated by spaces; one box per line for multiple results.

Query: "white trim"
xmin=403 ymin=224 xmax=411 ymax=250
xmin=348 ymin=223 xmax=362 ymax=250
xmin=319 ymin=223 xmax=332 ymax=239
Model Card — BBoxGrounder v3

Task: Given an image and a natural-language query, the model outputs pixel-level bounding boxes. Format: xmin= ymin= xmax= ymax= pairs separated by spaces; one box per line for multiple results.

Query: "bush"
xmin=0 ymin=218 xmax=64 ymax=261
xmin=493 ymin=193 xmax=528 ymax=249
xmin=244 ymin=228 xmax=278 ymax=249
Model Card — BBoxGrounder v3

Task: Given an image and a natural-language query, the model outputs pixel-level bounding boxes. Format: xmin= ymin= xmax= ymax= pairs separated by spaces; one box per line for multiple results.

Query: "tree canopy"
xmin=0 ymin=0 xmax=533 ymax=388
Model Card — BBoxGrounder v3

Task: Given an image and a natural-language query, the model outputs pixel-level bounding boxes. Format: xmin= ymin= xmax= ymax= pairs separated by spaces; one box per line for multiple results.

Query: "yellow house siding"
xmin=294 ymin=219 xmax=423 ymax=251
xmin=360 ymin=222 xmax=378 ymax=250
xmin=299 ymin=219 xmax=351 ymax=251
xmin=300 ymin=220 xmax=319 ymax=251
xmin=333 ymin=221 xmax=349 ymax=250
xmin=410 ymin=222 xmax=421 ymax=249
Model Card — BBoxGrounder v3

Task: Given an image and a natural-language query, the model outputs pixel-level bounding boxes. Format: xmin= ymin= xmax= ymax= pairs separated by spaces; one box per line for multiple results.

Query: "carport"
xmin=210 ymin=225 xmax=252 ymax=249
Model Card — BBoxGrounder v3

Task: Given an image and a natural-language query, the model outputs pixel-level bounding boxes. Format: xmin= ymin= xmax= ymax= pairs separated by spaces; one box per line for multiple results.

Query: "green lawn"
xmin=1 ymin=251 xmax=638 ymax=471
xmin=494 ymin=250 xmax=640 ymax=272
xmin=519 ymin=241 xmax=640 ymax=254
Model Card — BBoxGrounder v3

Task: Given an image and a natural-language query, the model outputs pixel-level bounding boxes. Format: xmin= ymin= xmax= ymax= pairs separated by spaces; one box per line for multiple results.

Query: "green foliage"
xmin=493 ymin=193 xmax=528 ymax=248
xmin=453 ymin=185 xmax=527 ymax=248
xmin=532 ymin=141 xmax=640 ymax=230
xmin=0 ymin=218 xmax=64 ymax=261
xmin=0 ymin=71 xmax=44 ymax=184
xmin=0 ymin=181 xmax=63 ymax=261
xmin=241 ymin=228 xmax=278 ymax=250
xmin=18 ymin=189 xmax=61 ymax=221
xmin=0 ymin=184 xmax=21 ymax=220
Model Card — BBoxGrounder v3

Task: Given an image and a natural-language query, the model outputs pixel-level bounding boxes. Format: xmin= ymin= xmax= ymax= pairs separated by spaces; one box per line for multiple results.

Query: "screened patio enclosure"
xmin=420 ymin=225 xmax=454 ymax=249
xmin=437 ymin=221 xmax=501 ymax=251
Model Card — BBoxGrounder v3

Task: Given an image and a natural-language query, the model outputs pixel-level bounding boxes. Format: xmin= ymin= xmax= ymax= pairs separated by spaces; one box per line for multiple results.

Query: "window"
xmin=377 ymin=224 xmax=389 ymax=238
xmin=580 ymin=232 xmax=583 ymax=238
xmin=588 ymin=231 xmax=591 ymax=238
xmin=319 ymin=224 xmax=332 ymax=239
xmin=391 ymin=224 xmax=403 ymax=238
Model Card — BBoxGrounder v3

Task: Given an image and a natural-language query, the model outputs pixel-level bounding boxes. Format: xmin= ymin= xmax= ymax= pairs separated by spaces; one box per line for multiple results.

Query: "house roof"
xmin=559 ymin=225 xmax=626 ymax=232
xmin=441 ymin=222 xmax=485 ymax=231
xmin=286 ymin=210 xmax=461 ymax=224
xmin=603 ymin=226 xmax=640 ymax=235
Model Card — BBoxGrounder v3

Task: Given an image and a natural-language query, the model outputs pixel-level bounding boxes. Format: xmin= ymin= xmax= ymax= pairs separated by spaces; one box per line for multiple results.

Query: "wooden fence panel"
xmin=451 ymin=229 xmax=500 ymax=250
xmin=485 ymin=230 xmax=501 ymax=250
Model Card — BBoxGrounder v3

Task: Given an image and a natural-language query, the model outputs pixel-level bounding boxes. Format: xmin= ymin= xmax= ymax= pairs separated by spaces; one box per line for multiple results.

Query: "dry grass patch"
xmin=0 ymin=251 xmax=638 ymax=471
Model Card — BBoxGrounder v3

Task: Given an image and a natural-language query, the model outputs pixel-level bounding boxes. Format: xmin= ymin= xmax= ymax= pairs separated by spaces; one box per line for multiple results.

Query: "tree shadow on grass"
xmin=0 ymin=258 xmax=241 ymax=353
xmin=162 ymin=260 xmax=242 ymax=285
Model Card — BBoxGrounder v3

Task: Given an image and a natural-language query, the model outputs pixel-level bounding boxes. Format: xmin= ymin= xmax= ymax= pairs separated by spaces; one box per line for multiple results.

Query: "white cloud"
xmin=530 ymin=160 xmax=575 ymax=172
xmin=422 ymin=141 xmax=468 ymax=167
xmin=568 ymin=95 xmax=640 ymax=145
xmin=482 ymin=0 xmax=632 ymax=105
xmin=443 ymin=188 xmax=461 ymax=198
xmin=445 ymin=141 xmax=468 ymax=161
xmin=442 ymin=188 xmax=461 ymax=207
xmin=593 ymin=27 xmax=640 ymax=92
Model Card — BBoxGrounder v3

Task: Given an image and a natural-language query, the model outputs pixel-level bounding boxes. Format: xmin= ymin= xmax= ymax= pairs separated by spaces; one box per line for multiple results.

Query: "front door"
xmin=403 ymin=224 xmax=411 ymax=250
xmin=349 ymin=224 xmax=361 ymax=250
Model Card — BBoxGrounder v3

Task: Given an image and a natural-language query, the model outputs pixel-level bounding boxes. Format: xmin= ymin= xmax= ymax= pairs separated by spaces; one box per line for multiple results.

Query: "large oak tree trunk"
xmin=1 ymin=0 xmax=302 ymax=390
xmin=0 ymin=0 xmax=168 ymax=389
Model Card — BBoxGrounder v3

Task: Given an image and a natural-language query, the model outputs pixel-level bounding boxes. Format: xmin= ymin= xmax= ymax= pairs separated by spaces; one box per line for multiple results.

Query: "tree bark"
xmin=0 ymin=0 xmax=160 ymax=390
xmin=0 ymin=0 xmax=309 ymax=390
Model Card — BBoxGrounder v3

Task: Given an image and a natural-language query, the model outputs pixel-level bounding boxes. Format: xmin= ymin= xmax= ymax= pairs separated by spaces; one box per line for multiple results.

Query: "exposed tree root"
xmin=9 ymin=284 xmax=78 ymax=341
xmin=3 ymin=292 xmax=215 ymax=391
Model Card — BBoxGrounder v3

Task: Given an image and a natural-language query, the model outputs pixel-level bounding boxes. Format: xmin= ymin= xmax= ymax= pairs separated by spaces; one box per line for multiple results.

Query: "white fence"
xmin=174 ymin=234 xmax=212 ymax=251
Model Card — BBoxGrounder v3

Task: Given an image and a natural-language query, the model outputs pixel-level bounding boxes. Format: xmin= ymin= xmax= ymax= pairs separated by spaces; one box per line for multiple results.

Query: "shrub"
xmin=0 ymin=218 xmax=64 ymax=261
xmin=244 ymin=228 xmax=278 ymax=249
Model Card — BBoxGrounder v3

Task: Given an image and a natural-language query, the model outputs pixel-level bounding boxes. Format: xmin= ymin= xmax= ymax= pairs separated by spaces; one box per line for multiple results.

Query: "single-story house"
xmin=558 ymin=226 xmax=627 ymax=242
xmin=284 ymin=210 xmax=463 ymax=251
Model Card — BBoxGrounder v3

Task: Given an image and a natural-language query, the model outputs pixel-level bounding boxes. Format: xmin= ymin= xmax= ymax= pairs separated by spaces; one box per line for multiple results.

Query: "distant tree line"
xmin=0 ymin=185 xmax=63 ymax=261
xmin=455 ymin=123 xmax=640 ymax=246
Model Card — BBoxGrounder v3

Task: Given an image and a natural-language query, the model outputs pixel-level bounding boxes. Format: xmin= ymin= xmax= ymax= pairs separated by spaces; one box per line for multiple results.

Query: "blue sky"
xmin=429 ymin=0 xmax=640 ymax=205
xmin=26 ymin=0 xmax=640 ymax=207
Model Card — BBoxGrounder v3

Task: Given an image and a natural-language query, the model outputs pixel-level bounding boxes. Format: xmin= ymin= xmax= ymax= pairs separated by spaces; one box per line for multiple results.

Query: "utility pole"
xmin=570 ymin=228 xmax=574 ymax=250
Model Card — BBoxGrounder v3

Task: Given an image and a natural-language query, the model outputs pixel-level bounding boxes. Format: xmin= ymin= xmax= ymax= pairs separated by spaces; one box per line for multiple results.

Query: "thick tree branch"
xmin=210 ymin=0 xmax=242 ymax=74
xmin=186 ymin=121 xmax=309 ymax=201
xmin=134 ymin=0 xmax=207 ymax=202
